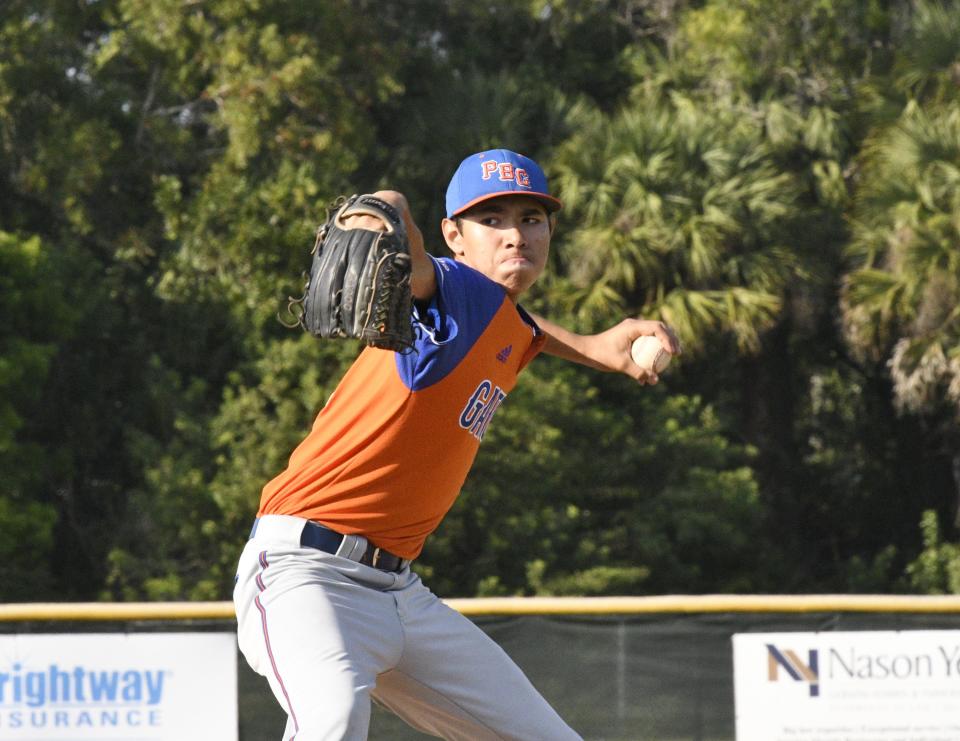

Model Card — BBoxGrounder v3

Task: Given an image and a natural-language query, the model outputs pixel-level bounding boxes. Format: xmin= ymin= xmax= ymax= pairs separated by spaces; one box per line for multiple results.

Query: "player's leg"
xmin=372 ymin=573 xmax=582 ymax=741
xmin=235 ymin=539 xmax=404 ymax=740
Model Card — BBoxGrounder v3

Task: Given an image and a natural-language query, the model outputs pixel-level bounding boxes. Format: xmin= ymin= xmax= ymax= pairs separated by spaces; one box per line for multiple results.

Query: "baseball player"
xmin=234 ymin=149 xmax=680 ymax=740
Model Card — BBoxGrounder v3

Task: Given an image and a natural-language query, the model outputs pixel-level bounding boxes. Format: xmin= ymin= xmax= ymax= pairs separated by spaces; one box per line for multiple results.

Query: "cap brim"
xmin=450 ymin=191 xmax=563 ymax=218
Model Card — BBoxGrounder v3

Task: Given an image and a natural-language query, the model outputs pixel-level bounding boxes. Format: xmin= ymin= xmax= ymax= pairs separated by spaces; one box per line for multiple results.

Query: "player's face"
xmin=442 ymin=196 xmax=552 ymax=301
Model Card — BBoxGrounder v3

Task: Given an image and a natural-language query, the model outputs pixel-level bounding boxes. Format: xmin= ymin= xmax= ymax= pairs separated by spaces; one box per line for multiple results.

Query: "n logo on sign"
xmin=766 ymin=644 xmax=819 ymax=697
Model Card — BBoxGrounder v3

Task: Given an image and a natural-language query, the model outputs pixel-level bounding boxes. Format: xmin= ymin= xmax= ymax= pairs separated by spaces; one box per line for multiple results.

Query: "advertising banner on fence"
xmin=0 ymin=632 xmax=237 ymax=740
xmin=733 ymin=631 xmax=960 ymax=741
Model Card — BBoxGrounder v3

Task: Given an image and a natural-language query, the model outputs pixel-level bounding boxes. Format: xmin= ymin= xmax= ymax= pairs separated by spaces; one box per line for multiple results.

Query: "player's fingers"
xmin=653 ymin=323 xmax=681 ymax=355
xmin=342 ymin=213 xmax=388 ymax=231
xmin=631 ymin=367 xmax=658 ymax=385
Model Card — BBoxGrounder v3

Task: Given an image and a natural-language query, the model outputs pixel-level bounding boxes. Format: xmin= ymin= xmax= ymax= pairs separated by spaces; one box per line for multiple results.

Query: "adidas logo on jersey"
xmin=496 ymin=345 xmax=513 ymax=363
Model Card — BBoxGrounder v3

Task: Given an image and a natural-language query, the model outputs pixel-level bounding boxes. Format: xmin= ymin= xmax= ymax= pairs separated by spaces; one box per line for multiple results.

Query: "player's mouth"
xmin=500 ymin=254 xmax=531 ymax=267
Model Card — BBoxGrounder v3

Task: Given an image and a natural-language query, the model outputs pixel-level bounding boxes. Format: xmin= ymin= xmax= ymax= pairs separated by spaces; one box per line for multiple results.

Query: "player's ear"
xmin=441 ymin=217 xmax=465 ymax=256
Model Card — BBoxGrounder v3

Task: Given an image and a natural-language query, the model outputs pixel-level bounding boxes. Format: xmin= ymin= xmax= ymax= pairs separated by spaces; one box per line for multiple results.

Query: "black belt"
xmin=250 ymin=518 xmax=405 ymax=573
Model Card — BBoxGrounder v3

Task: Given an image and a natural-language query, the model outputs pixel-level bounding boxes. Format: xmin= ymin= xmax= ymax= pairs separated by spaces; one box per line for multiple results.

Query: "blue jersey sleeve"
xmin=395 ymin=256 xmax=507 ymax=391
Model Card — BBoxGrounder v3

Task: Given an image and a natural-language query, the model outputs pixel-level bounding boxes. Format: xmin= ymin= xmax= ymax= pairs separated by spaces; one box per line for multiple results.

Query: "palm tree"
xmin=843 ymin=43 xmax=960 ymax=534
xmin=843 ymin=101 xmax=960 ymax=414
xmin=894 ymin=0 xmax=960 ymax=107
xmin=843 ymin=0 xmax=960 ymax=415
xmin=551 ymin=93 xmax=802 ymax=353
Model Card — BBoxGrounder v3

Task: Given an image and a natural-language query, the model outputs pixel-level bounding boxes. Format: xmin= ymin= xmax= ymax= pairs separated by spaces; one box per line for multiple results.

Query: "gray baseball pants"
xmin=234 ymin=514 xmax=582 ymax=740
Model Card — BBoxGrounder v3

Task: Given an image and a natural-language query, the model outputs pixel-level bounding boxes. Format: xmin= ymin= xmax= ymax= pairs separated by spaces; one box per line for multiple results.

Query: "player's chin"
xmin=498 ymin=266 xmax=542 ymax=297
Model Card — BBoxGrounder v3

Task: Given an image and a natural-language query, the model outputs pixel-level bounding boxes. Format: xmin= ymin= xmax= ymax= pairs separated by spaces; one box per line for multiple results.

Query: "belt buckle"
xmin=369 ymin=547 xmax=383 ymax=569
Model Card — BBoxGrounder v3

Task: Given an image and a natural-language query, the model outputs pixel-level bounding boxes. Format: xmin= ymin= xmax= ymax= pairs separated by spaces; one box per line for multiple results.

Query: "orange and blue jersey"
xmin=258 ymin=256 xmax=546 ymax=560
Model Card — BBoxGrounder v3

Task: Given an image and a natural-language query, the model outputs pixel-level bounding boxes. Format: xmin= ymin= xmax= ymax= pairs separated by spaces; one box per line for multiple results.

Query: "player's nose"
xmin=501 ymin=222 xmax=525 ymax=249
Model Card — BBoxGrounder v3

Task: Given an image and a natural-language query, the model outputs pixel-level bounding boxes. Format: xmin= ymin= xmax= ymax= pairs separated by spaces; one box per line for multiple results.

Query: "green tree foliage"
xmin=101 ymin=336 xmax=359 ymax=600
xmin=674 ymin=0 xmax=893 ymax=104
xmin=3 ymin=0 xmax=960 ymax=602
xmin=547 ymin=0 xmax=959 ymax=593
xmin=553 ymin=93 xmax=801 ymax=352
xmin=892 ymin=0 xmax=960 ymax=106
xmin=95 ymin=0 xmax=408 ymax=336
xmin=0 ymin=233 xmax=65 ymax=598
xmin=0 ymin=0 xmax=235 ymax=597
xmin=844 ymin=103 xmax=960 ymax=415
xmin=419 ymin=359 xmax=762 ymax=597
xmin=840 ymin=1 xmax=960 ymax=568
xmin=906 ymin=510 xmax=960 ymax=594
xmin=842 ymin=0 xmax=960 ymax=401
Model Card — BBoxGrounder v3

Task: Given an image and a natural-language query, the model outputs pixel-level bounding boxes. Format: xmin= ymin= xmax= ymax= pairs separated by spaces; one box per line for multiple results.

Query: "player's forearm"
xmin=370 ymin=190 xmax=436 ymax=301
xmin=529 ymin=313 xmax=682 ymax=384
xmin=407 ymin=233 xmax=437 ymax=301
xmin=528 ymin=313 xmax=609 ymax=371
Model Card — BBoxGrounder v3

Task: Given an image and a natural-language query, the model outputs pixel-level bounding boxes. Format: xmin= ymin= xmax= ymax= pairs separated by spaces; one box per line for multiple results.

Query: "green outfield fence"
xmin=4 ymin=595 xmax=960 ymax=741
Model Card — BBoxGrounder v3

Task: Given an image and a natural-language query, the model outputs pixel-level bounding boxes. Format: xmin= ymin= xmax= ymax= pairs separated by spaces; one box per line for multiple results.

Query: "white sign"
xmin=734 ymin=631 xmax=960 ymax=741
xmin=0 ymin=633 xmax=237 ymax=740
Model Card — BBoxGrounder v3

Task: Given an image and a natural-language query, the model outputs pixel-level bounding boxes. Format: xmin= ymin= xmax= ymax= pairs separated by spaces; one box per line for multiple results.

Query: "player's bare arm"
xmin=530 ymin=314 xmax=681 ymax=385
xmin=341 ymin=189 xmax=437 ymax=301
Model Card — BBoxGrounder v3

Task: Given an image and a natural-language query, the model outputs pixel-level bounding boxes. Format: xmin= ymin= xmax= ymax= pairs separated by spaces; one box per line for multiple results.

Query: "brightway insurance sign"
xmin=734 ymin=631 xmax=960 ymax=741
xmin=0 ymin=633 xmax=237 ymax=740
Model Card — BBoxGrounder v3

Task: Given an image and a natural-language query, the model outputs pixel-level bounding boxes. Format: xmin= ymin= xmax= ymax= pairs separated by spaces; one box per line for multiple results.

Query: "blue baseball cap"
xmin=445 ymin=149 xmax=563 ymax=219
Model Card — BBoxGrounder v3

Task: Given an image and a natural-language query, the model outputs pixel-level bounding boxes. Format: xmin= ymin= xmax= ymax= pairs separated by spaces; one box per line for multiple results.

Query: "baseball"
xmin=631 ymin=335 xmax=671 ymax=374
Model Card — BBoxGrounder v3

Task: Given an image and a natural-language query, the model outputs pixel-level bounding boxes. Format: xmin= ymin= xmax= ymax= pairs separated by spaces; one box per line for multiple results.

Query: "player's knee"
xmin=290 ymin=681 xmax=371 ymax=739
